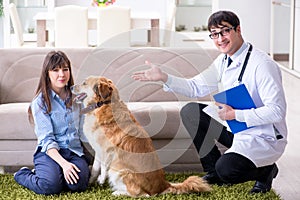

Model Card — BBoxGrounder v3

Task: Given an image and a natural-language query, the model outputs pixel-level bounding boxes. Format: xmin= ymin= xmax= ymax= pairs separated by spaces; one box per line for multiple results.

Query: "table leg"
xmin=36 ymin=20 xmax=46 ymax=47
xmin=150 ymin=19 xmax=159 ymax=47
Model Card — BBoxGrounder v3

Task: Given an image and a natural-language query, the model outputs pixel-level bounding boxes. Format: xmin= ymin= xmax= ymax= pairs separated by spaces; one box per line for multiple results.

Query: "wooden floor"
xmin=273 ymin=64 xmax=300 ymax=200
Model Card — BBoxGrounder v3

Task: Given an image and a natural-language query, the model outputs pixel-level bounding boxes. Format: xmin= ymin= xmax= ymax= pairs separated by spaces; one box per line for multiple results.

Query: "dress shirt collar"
xmin=230 ymin=42 xmax=248 ymax=61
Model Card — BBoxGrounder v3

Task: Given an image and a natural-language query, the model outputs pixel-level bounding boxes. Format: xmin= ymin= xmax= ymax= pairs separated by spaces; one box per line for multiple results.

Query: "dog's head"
xmin=72 ymin=76 xmax=119 ymax=106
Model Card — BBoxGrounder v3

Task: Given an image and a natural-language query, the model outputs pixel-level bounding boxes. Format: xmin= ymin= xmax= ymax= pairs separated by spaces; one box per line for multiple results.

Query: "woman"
xmin=14 ymin=51 xmax=90 ymax=195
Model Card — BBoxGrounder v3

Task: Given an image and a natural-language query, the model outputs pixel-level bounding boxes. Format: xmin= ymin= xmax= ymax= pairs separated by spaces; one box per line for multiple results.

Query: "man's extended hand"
xmin=132 ymin=60 xmax=168 ymax=82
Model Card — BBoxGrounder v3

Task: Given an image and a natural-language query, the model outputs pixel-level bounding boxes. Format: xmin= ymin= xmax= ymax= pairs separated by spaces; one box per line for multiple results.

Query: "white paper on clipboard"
xmin=203 ymin=104 xmax=231 ymax=131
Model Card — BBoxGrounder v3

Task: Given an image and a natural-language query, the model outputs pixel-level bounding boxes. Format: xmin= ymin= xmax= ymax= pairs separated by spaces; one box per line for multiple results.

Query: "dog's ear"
xmin=107 ymin=79 xmax=113 ymax=84
xmin=93 ymin=83 xmax=112 ymax=100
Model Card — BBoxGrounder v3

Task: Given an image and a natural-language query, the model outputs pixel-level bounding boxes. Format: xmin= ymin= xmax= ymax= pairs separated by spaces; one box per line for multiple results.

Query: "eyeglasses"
xmin=209 ymin=27 xmax=235 ymax=39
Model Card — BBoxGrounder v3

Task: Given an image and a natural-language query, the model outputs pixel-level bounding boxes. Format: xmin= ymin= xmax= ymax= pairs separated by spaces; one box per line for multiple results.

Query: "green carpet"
xmin=0 ymin=173 xmax=281 ymax=200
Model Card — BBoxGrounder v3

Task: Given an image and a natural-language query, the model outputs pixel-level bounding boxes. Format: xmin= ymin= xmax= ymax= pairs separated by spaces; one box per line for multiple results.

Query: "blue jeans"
xmin=14 ymin=148 xmax=90 ymax=195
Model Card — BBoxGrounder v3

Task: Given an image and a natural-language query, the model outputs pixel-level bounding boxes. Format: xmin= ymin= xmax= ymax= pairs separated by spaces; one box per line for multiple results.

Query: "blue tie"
xmin=227 ymin=57 xmax=232 ymax=67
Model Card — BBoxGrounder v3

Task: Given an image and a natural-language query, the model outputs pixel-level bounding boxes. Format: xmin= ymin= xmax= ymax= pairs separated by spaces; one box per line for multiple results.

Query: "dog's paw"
xmin=97 ymin=175 xmax=106 ymax=185
xmin=112 ymin=190 xmax=129 ymax=196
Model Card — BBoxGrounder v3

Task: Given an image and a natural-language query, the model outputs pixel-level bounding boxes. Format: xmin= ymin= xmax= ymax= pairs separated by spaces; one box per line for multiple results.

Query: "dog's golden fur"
xmin=72 ymin=76 xmax=211 ymax=197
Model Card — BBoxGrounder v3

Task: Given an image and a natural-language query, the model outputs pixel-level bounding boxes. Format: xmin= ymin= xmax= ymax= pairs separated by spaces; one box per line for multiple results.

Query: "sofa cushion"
xmin=0 ymin=103 xmax=35 ymax=139
xmin=128 ymin=101 xmax=190 ymax=139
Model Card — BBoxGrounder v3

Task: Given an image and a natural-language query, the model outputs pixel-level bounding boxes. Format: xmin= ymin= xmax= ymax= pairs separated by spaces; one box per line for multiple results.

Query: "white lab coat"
xmin=163 ymin=42 xmax=288 ymax=167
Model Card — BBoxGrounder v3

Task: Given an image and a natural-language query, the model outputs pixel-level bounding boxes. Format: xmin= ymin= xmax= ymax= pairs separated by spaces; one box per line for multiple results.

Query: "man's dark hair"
xmin=207 ymin=10 xmax=240 ymax=32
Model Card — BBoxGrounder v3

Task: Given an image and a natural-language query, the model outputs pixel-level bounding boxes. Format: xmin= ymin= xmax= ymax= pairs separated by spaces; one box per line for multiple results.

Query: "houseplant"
xmin=0 ymin=0 xmax=4 ymax=47
xmin=0 ymin=0 xmax=3 ymax=17
xmin=92 ymin=0 xmax=116 ymax=7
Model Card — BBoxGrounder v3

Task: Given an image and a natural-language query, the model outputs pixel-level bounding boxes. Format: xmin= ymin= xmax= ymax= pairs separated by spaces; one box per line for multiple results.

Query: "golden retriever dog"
xmin=72 ymin=76 xmax=211 ymax=197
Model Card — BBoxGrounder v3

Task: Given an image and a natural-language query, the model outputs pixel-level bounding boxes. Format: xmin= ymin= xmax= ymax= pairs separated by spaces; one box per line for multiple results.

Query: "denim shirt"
xmin=31 ymin=90 xmax=85 ymax=156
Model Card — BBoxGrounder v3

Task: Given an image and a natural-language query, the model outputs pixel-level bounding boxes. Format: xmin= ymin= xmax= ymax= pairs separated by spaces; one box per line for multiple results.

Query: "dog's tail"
xmin=162 ymin=176 xmax=212 ymax=194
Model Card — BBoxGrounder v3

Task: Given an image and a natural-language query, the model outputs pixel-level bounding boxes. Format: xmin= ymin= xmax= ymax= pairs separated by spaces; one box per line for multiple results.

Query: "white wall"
xmin=115 ymin=0 xmax=175 ymax=29
xmin=53 ymin=0 xmax=94 ymax=11
xmin=294 ymin=0 xmax=300 ymax=72
xmin=272 ymin=3 xmax=290 ymax=54
xmin=212 ymin=0 xmax=270 ymax=53
xmin=114 ymin=0 xmax=176 ymax=45
xmin=2 ymin=0 xmax=10 ymax=47
xmin=17 ymin=7 xmax=47 ymax=33
xmin=176 ymin=6 xmax=211 ymax=31
xmin=175 ymin=0 xmax=212 ymax=31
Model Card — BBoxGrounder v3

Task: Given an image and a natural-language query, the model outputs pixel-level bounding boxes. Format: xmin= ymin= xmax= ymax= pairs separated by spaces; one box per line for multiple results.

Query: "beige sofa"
xmin=0 ymin=47 xmax=220 ymax=173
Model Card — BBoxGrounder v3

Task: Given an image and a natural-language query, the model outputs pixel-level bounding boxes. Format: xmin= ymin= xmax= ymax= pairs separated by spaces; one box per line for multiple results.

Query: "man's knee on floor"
xmin=215 ymin=162 xmax=240 ymax=183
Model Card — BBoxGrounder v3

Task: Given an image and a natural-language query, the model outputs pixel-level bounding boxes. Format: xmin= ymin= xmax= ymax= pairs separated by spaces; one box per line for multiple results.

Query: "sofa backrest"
xmin=0 ymin=47 xmax=220 ymax=104
xmin=0 ymin=48 xmax=92 ymax=104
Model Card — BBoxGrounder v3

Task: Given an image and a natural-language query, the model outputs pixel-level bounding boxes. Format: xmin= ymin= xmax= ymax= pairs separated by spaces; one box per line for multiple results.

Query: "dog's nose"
xmin=70 ymin=85 xmax=75 ymax=93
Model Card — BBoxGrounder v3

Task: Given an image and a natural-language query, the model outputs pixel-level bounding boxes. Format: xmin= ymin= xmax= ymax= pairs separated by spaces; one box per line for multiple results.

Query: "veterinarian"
xmin=14 ymin=51 xmax=90 ymax=195
xmin=132 ymin=10 xmax=287 ymax=194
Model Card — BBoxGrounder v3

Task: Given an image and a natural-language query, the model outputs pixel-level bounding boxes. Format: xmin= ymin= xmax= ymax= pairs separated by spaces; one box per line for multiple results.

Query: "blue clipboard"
xmin=213 ymin=84 xmax=256 ymax=133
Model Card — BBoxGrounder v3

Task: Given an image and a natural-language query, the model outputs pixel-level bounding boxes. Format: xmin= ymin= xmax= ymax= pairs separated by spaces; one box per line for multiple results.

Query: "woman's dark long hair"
xmin=28 ymin=51 xmax=74 ymax=124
